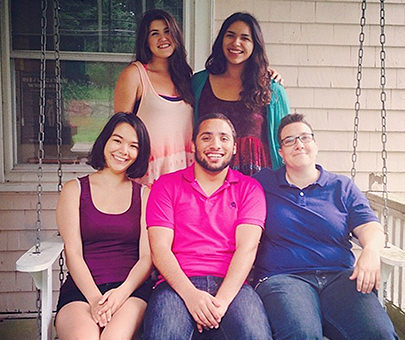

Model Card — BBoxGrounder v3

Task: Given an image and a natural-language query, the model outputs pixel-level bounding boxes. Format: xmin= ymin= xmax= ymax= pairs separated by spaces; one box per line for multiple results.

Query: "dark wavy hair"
xmin=134 ymin=9 xmax=194 ymax=106
xmin=205 ymin=12 xmax=271 ymax=110
xmin=87 ymin=113 xmax=151 ymax=179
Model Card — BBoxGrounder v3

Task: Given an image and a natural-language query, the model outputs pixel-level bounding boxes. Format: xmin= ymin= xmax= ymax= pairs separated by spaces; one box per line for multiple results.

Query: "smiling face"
xmin=104 ymin=122 xmax=139 ymax=175
xmin=148 ymin=19 xmax=175 ymax=59
xmin=193 ymin=118 xmax=236 ymax=173
xmin=278 ymin=122 xmax=318 ymax=171
xmin=222 ymin=20 xmax=254 ymax=66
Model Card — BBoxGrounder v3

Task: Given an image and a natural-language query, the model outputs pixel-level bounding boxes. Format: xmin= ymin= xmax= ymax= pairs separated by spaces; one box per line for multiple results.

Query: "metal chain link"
xmin=36 ymin=0 xmax=48 ymax=255
xmin=379 ymin=0 xmax=389 ymax=249
xmin=53 ymin=0 xmax=66 ymax=286
xmin=351 ymin=0 xmax=367 ymax=180
xmin=36 ymin=1 xmax=47 ymax=337
xmin=59 ymin=250 xmax=65 ymax=287
xmin=54 ymin=0 xmax=63 ymax=193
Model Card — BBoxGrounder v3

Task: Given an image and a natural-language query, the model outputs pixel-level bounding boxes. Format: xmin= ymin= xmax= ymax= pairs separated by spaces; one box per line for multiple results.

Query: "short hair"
xmin=192 ymin=113 xmax=237 ymax=143
xmin=277 ymin=113 xmax=314 ymax=145
xmin=87 ymin=113 xmax=151 ymax=179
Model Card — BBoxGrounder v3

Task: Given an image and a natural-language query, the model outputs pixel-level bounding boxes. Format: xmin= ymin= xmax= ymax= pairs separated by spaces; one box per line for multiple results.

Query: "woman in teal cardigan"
xmin=192 ymin=12 xmax=289 ymax=174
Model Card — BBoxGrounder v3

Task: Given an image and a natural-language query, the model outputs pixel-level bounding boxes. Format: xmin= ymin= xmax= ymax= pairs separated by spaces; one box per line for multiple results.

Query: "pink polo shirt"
xmin=146 ymin=165 xmax=266 ymax=278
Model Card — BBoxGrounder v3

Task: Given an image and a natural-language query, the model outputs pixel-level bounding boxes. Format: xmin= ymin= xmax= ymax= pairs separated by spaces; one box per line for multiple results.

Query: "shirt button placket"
xmin=298 ymin=191 xmax=306 ymax=206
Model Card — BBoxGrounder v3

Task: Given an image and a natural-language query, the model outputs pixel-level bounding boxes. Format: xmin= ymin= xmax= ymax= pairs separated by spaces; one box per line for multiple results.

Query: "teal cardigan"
xmin=191 ymin=70 xmax=290 ymax=170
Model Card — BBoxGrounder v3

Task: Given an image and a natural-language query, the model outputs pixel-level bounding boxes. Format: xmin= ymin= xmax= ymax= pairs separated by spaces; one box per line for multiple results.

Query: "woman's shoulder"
xmin=117 ymin=62 xmax=142 ymax=83
xmin=270 ymin=79 xmax=286 ymax=94
xmin=269 ymin=79 xmax=289 ymax=112
xmin=191 ymin=69 xmax=208 ymax=84
xmin=58 ymin=178 xmax=81 ymax=203
xmin=191 ymin=69 xmax=209 ymax=97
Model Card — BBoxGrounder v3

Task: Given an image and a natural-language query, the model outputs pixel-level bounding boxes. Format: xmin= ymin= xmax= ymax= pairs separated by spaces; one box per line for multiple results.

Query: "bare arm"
xmin=350 ymin=221 xmax=384 ymax=293
xmin=148 ymin=227 xmax=221 ymax=331
xmin=98 ymin=186 xmax=153 ymax=314
xmin=114 ymin=63 xmax=142 ymax=113
xmin=214 ymin=225 xmax=263 ymax=317
xmin=57 ymin=180 xmax=107 ymax=326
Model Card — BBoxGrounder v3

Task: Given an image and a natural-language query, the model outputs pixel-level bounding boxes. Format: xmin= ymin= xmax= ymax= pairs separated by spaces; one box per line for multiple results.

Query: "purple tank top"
xmin=79 ymin=175 xmax=141 ymax=285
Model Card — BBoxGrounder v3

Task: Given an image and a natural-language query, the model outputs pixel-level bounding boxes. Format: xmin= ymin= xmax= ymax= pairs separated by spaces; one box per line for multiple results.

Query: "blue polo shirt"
xmin=253 ymin=165 xmax=379 ymax=284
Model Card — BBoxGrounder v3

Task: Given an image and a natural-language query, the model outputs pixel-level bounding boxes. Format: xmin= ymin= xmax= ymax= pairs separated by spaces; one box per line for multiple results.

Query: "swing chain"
xmin=53 ymin=0 xmax=66 ymax=285
xmin=351 ymin=0 xmax=367 ymax=180
xmin=36 ymin=0 xmax=48 ymax=256
xmin=54 ymin=0 xmax=63 ymax=193
xmin=36 ymin=0 xmax=48 ymax=337
xmin=59 ymin=250 xmax=65 ymax=287
xmin=379 ymin=0 xmax=389 ymax=248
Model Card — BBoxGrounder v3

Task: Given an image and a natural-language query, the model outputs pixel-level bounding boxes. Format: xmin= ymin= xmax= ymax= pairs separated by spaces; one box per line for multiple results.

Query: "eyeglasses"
xmin=280 ymin=133 xmax=314 ymax=147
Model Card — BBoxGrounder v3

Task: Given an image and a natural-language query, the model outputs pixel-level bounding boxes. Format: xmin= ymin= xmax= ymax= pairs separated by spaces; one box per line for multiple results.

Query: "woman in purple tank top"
xmin=55 ymin=113 xmax=152 ymax=340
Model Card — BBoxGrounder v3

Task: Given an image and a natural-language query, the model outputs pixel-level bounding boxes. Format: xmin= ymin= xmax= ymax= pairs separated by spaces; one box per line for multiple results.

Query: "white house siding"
xmin=215 ymin=0 xmax=405 ymax=192
xmin=1 ymin=0 xmax=405 ymax=315
xmin=0 ymin=192 xmax=60 ymax=313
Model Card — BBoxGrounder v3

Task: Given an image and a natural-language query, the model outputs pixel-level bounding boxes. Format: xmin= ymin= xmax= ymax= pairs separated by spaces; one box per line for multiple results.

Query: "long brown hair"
xmin=205 ymin=12 xmax=271 ymax=110
xmin=135 ymin=9 xmax=194 ymax=105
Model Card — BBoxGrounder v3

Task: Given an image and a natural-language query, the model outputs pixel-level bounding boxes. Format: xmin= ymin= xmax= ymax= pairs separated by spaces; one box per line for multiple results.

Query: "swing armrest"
xmin=16 ymin=233 xmax=64 ymax=273
xmin=16 ymin=233 xmax=64 ymax=340
xmin=351 ymin=237 xmax=405 ymax=268
xmin=351 ymin=236 xmax=405 ymax=305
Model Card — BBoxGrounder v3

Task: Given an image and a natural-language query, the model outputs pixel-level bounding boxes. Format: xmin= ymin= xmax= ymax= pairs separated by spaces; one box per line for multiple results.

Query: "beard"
xmin=194 ymin=151 xmax=232 ymax=173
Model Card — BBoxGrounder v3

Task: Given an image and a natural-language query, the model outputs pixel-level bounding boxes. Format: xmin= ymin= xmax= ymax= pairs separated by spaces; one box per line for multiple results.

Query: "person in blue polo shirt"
xmin=253 ymin=113 xmax=397 ymax=340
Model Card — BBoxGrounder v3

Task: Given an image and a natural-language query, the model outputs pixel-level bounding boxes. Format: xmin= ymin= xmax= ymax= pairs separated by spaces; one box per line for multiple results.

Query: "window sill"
xmin=1 ymin=164 xmax=93 ymax=192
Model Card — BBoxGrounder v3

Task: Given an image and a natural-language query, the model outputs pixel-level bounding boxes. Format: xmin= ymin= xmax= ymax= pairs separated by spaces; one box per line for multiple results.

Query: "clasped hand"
xmin=90 ymin=287 xmax=128 ymax=327
xmin=183 ymin=289 xmax=229 ymax=333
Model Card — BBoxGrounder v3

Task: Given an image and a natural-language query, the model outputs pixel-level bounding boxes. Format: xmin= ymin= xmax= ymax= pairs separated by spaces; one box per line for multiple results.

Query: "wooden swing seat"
xmin=16 ymin=233 xmax=405 ymax=340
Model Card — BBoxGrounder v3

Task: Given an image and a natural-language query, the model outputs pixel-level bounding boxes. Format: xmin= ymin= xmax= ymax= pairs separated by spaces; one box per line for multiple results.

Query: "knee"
xmin=272 ymin=326 xmax=322 ymax=340
xmin=242 ymin=322 xmax=272 ymax=340
xmin=361 ymin=323 xmax=398 ymax=340
xmin=143 ymin=322 xmax=193 ymax=340
xmin=143 ymin=296 xmax=194 ymax=340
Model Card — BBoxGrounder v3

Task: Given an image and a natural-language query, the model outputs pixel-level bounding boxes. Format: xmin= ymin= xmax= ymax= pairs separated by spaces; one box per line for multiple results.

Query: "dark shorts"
xmin=56 ymin=275 xmax=154 ymax=314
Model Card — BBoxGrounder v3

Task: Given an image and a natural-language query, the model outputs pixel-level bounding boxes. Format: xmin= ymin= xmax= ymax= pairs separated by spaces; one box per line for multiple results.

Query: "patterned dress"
xmin=132 ymin=61 xmax=194 ymax=185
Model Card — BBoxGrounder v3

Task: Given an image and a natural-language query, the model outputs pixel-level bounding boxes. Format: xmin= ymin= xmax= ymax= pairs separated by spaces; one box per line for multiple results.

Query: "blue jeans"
xmin=143 ymin=276 xmax=272 ymax=340
xmin=255 ymin=269 xmax=397 ymax=340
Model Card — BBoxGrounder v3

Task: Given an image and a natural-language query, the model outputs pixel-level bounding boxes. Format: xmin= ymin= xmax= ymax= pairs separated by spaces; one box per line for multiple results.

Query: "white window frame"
xmin=0 ymin=0 xmax=214 ymax=192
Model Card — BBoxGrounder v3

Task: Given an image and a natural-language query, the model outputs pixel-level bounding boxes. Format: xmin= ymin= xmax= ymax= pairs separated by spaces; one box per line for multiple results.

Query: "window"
xmin=1 ymin=0 xmax=212 ymax=187
xmin=10 ymin=0 xmax=183 ymax=165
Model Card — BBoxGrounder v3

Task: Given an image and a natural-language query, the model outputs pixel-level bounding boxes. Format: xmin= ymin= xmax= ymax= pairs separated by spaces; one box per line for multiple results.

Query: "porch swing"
xmin=349 ymin=0 xmax=405 ymax=306
xmin=14 ymin=1 xmax=405 ymax=340
xmin=15 ymin=0 xmax=65 ymax=340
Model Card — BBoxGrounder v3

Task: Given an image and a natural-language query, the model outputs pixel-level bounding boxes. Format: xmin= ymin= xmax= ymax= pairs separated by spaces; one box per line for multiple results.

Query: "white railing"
xmin=367 ymin=193 xmax=405 ymax=311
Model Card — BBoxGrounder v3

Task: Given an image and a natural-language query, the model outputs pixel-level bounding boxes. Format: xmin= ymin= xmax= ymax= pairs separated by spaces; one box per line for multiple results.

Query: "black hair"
xmin=205 ymin=12 xmax=271 ymax=110
xmin=192 ymin=113 xmax=237 ymax=143
xmin=87 ymin=113 xmax=151 ymax=179
xmin=134 ymin=9 xmax=194 ymax=105
xmin=277 ymin=113 xmax=313 ymax=145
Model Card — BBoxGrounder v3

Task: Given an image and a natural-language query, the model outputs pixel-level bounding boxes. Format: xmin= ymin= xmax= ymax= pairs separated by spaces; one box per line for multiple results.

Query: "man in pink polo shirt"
xmin=143 ymin=113 xmax=272 ymax=340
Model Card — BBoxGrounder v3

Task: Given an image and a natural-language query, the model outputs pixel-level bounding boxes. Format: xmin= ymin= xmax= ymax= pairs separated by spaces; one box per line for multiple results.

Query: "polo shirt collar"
xmin=182 ymin=165 xmax=239 ymax=184
xmin=276 ymin=164 xmax=327 ymax=188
